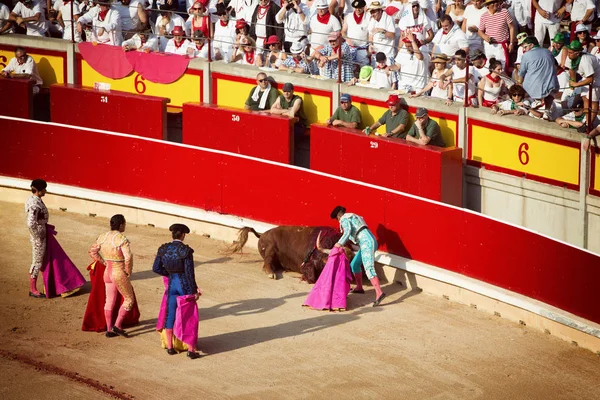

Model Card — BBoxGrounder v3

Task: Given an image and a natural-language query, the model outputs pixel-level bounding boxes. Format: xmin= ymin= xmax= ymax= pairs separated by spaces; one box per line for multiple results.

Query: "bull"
xmin=227 ymin=226 xmax=353 ymax=284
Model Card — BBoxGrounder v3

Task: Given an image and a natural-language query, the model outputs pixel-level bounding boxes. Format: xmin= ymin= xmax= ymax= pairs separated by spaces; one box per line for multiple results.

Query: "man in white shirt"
xmin=462 ymin=0 xmax=486 ymax=52
xmin=114 ymin=0 xmax=147 ymax=40
xmin=229 ymin=0 xmax=258 ymax=22
xmin=431 ymin=15 xmax=469 ymax=57
xmin=122 ymin=27 xmax=159 ymax=52
xmin=0 ymin=3 xmax=15 ymax=35
xmin=569 ymin=0 xmax=594 ymax=33
xmin=532 ymin=0 xmax=565 ymax=46
xmin=154 ymin=4 xmax=187 ymax=52
xmin=440 ymin=49 xmax=478 ymax=106
xmin=566 ymin=39 xmax=600 ymax=124
xmin=342 ymin=0 xmax=370 ymax=67
xmin=391 ymin=31 xmax=429 ymax=93
xmin=367 ymin=1 xmax=396 ymax=60
xmin=276 ymin=0 xmax=309 ymax=52
xmin=164 ymin=25 xmax=192 ymax=55
xmin=213 ymin=3 xmax=236 ymax=61
xmin=1 ymin=47 xmax=44 ymax=94
xmin=77 ymin=1 xmax=123 ymax=45
xmin=10 ymin=0 xmax=48 ymax=37
xmin=399 ymin=0 xmax=433 ymax=45
xmin=309 ymin=0 xmax=341 ymax=50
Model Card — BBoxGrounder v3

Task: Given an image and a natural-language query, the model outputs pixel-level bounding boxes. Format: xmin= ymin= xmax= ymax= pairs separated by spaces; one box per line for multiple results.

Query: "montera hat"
xmin=351 ymin=0 xmax=366 ymax=8
xmin=30 ymin=179 xmax=47 ymax=191
xmin=169 ymin=223 xmax=190 ymax=234
xmin=330 ymin=205 xmax=346 ymax=219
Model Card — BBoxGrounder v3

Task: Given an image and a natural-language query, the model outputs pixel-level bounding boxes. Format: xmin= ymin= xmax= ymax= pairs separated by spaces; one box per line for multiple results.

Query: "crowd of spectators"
xmin=2 ymin=0 xmax=600 ymax=145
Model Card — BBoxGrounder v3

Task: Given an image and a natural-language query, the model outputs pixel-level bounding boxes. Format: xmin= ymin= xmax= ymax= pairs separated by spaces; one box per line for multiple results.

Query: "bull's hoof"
xmin=268 ymin=273 xmax=276 ymax=279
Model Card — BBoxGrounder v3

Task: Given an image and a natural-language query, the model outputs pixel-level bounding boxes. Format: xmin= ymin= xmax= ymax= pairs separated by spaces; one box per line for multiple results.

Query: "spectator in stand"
xmin=0 ymin=2 xmax=14 ymax=35
xmin=511 ymin=0 xmax=532 ymax=34
xmin=591 ymin=33 xmax=600 ymax=59
xmin=235 ymin=18 xmax=250 ymax=42
xmin=317 ymin=31 xmax=355 ymax=82
xmin=55 ymin=0 xmax=82 ymax=42
xmin=309 ymin=0 xmax=341 ymax=52
xmin=115 ymin=0 xmax=147 ymax=40
xmin=470 ymin=49 xmax=490 ymax=82
xmin=478 ymin=58 xmax=506 ymax=108
xmin=77 ymin=1 xmax=123 ymax=45
xmin=399 ymin=0 xmax=434 ymax=46
xmin=367 ymin=1 xmax=397 ymax=61
xmin=257 ymin=35 xmax=286 ymax=68
xmin=188 ymin=30 xmax=219 ymax=59
xmin=574 ymin=24 xmax=593 ymax=52
xmin=478 ymin=0 xmax=516 ymax=71
xmin=405 ymin=107 xmax=446 ymax=147
xmin=532 ymin=0 xmax=565 ymax=47
xmin=122 ymin=27 xmax=159 ymax=52
xmin=279 ymin=40 xmax=320 ymax=74
xmin=549 ymin=32 xmax=567 ymax=68
xmin=363 ymin=94 xmax=409 ymax=138
xmin=519 ymin=36 xmax=559 ymax=120
xmin=10 ymin=0 xmax=48 ymax=37
xmin=410 ymin=53 xmax=452 ymax=100
xmin=231 ymin=36 xmax=259 ymax=65
xmin=154 ymin=4 xmax=186 ymax=52
xmin=441 ymin=49 xmax=478 ymax=106
xmin=229 ymin=0 xmax=258 ymax=23
xmin=245 ymin=72 xmax=278 ymax=111
xmin=431 ymin=15 xmax=469 ymax=57
xmin=392 ymin=32 xmax=430 ymax=94
xmin=1 ymin=47 xmax=43 ymax=94
xmin=446 ymin=0 xmax=466 ymax=23
xmin=213 ymin=4 xmax=236 ymax=62
xmin=250 ymin=0 xmax=283 ymax=52
xmin=462 ymin=0 xmax=486 ymax=52
xmin=276 ymin=0 xmax=309 ymax=53
xmin=350 ymin=52 xmax=397 ymax=89
xmin=491 ymin=84 xmax=532 ymax=115
xmin=569 ymin=0 xmax=594 ymax=37
xmin=270 ymin=82 xmax=308 ymax=135
xmin=342 ymin=0 xmax=369 ymax=67
xmin=326 ymin=93 xmax=362 ymax=129
xmin=566 ymin=39 xmax=600 ymax=124
xmin=186 ymin=0 xmax=211 ymax=40
xmin=164 ymin=25 xmax=191 ymax=55
xmin=556 ymin=96 xmax=587 ymax=129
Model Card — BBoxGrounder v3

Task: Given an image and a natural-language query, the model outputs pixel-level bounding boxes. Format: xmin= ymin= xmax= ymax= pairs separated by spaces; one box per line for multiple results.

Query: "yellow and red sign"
xmin=79 ymin=60 xmax=202 ymax=107
xmin=469 ymin=120 xmax=580 ymax=188
xmin=0 ymin=46 xmax=66 ymax=87
xmin=212 ymin=73 xmax=332 ymax=124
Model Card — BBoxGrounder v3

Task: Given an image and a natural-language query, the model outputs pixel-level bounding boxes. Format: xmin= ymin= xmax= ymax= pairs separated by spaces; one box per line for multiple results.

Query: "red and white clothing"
xmin=236 ymin=49 xmax=259 ymax=65
xmin=344 ymin=10 xmax=370 ymax=65
xmin=398 ymin=8 xmax=430 ymax=43
xmin=430 ymin=69 xmax=450 ymax=99
xmin=121 ymin=33 xmax=160 ymax=52
xmin=78 ymin=6 xmax=122 ymax=45
xmin=0 ymin=4 xmax=14 ymax=34
xmin=432 ymin=24 xmax=468 ymax=57
xmin=185 ymin=15 xmax=210 ymax=38
xmin=230 ymin=0 xmax=258 ymax=22
xmin=11 ymin=1 xmax=48 ymax=36
xmin=276 ymin=3 xmax=310 ymax=43
xmin=164 ymin=38 xmax=192 ymax=55
xmin=463 ymin=3 xmax=486 ymax=52
xmin=190 ymin=41 xmax=216 ymax=59
xmin=213 ymin=19 xmax=236 ymax=61
xmin=254 ymin=2 xmax=271 ymax=50
xmin=2 ymin=54 xmax=44 ymax=93
xmin=57 ymin=1 xmax=82 ymax=42
xmin=479 ymin=9 xmax=513 ymax=69
xmin=533 ymin=0 xmax=562 ymax=46
xmin=450 ymin=65 xmax=477 ymax=104
xmin=570 ymin=0 xmax=595 ymax=32
xmin=114 ymin=0 xmax=141 ymax=34
xmin=395 ymin=46 xmax=430 ymax=92
xmin=481 ymin=74 xmax=502 ymax=106
xmin=309 ymin=12 xmax=341 ymax=49
xmin=367 ymin=12 xmax=396 ymax=59
xmin=155 ymin=13 xmax=187 ymax=52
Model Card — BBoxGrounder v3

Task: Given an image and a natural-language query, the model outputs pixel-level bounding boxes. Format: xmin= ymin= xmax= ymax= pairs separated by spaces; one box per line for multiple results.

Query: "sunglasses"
xmin=329 ymin=40 xmax=338 ymax=43
xmin=340 ymin=101 xmax=349 ymax=104
xmin=258 ymin=79 xmax=266 ymax=82
xmin=193 ymin=7 xmax=202 ymax=10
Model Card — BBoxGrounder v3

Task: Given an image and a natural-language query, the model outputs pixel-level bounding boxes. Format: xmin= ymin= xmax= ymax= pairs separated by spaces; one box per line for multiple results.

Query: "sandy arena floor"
xmin=0 ymin=199 xmax=598 ymax=399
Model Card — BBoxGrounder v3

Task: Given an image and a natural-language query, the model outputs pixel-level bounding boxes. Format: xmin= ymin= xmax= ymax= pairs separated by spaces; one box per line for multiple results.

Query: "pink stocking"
xmin=29 ymin=277 xmax=41 ymax=295
xmin=370 ymin=276 xmax=383 ymax=298
xmin=104 ymin=310 xmax=113 ymax=331
xmin=353 ymin=273 xmax=363 ymax=290
xmin=114 ymin=306 xmax=129 ymax=329
xmin=165 ymin=329 xmax=174 ymax=349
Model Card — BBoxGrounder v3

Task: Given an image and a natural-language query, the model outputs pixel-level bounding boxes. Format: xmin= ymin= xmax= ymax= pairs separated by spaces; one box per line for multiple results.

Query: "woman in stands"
xmin=257 ymin=35 xmax=287 ymax=68
xmin=446 ymin=0 xmax=466 ymax=24
xmin=89 ymin=214 xmax=136 ymax=338
xmin=185 ymin=0 xmax=210 ymax=39
xmin=410 ymin=53 xmax=451 ymax=100
xmin=231 ymin=35 xmax=258 ymax=65
xmin=478 ymin=58 xmax=506 ymax=108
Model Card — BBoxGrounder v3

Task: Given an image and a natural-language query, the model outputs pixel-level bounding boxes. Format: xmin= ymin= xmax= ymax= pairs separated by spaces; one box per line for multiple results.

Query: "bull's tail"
xmin=226 ymin=227 xmax=261 ymax=254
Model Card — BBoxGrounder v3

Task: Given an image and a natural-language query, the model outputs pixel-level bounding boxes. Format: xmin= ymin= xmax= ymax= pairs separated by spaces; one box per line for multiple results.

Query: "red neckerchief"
xmin=257 ymin=4 xmax=270 ymax=19
xmin=219 ymin=20 xmax=228 ymax=27
xmin=98 ymin=8 xmax=109 ymax=21
xmin=486 ymin=73 xmax=500 ymax=83
xmin=174 ymin=38 xmax=185 ymax=49
xmin=353 ymin=11 xmax=364 ymax=25
xmin=442 ymin=30 xmax=449 ymax=35
xmin=317 ymin=11 xmax=331 ymax=24
xmin=196 ymin=43 xmax=204 ymax=50
xmin=332 ymin=44 xmax=340 ymax=53
xmin=17 ymin=57 xmax=26 ymax=65
xmin=245 ymin=50 xmax=254 ymax=64
xmin=140 ymin=36 xmax=147 ymax=44
xmin=292 ymin=56 xmax=301 ymax=66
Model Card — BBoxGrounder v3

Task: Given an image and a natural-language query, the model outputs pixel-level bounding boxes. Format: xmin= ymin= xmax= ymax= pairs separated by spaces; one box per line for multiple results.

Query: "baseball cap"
xmin=415 ymin=107 xmax=428 ymax=118
xmin=386 ymin=94 xmax=400 ymax=105
xmin=340 ymin=94 xmax=351 ymax=103
xmin=282 ymin=82 xmax=294 ymax=92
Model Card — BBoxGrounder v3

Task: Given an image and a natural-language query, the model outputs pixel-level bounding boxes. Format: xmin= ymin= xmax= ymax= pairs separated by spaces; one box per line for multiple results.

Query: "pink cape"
xmin=78 ymin=42 xmax=134 ymax=79
xmin=156 ymin=277 xmax=199 ymax=350
xmin=41 ymin=224 xmax=86 ymax=298
xmin=303 ymin=247 xmax=352 ymax=311
xmin=125 ymin=51 xmax=190 ymax=84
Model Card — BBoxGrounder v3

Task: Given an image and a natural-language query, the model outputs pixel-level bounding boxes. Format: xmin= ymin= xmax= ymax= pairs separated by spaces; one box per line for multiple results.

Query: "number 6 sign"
xmin=518 ymin=142 xmax=529 ymax=165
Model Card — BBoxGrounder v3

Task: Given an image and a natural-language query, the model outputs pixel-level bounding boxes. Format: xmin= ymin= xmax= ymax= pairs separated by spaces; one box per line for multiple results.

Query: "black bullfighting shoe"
xmin=187 ymin=351 xmax=202 ymax=360
xmin=29 ymin=291 xmax=44 ymax=298
xmin=373 ymin=292 xmax=386 ymax=307
xmin=105 ymin=331 xmax=118 ymax=338
xmin=167 ymin=348 xmax=177 ymax=355
xmin=111 ymin=326 xmax=129 ymax=338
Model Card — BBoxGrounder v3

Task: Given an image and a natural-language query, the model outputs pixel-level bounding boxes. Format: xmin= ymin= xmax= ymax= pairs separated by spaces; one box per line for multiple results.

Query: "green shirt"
xmin=278 ymin=94 xmax=307 ymax=127
xmin=406 ymin=118 xmax=446 ymax=147
xmin=378 ymin=109 xmax=409 ymax=138
xmin=245 ymin=87 xmax=278 ymax=111
xmin=331 ymin=105 xmax=362 ymax=128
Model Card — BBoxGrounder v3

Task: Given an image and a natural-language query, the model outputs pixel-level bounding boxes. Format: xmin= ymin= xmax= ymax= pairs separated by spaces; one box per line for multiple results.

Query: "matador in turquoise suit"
xmin=331 ymin=206 xmax=386 ymax=307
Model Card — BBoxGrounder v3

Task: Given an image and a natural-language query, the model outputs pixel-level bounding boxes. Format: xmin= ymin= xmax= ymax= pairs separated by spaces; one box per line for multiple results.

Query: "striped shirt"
xmin=479 ymin=9 xmax=513 ymax=43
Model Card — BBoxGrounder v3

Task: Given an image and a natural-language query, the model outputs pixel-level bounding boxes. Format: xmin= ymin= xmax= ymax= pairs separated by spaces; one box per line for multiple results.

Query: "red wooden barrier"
xmin=182 ymin=103 xmax=294 ymax=164
xmin=1 ymin=118 xmax=599 ymax=325
xmin=310 ymin=124 xmax=463 ymax=207
xmin=50 ymin=84 xmax=169 ymax=140
xmin=0 ymin=77 xmax=34 ymax=119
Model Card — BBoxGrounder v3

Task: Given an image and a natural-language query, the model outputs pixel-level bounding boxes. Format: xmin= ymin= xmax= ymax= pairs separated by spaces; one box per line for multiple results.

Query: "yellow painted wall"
xmin=593 ymin=152 xmax=600 ymax=192
xmin=470 ymin=125 xmax=580 ymax=186
xmin=215 ymin=78 xmax=332 ymax=124
xmin=354 ymin=102 xmax=458 ymax=146
xmin=0 ymin=49 xmax=65 ymax=87
xmin=80 ymin=61 xmax=201 ymax=107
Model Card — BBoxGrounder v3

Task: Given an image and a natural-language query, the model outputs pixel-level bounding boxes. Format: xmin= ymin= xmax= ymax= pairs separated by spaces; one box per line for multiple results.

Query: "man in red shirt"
xmin=478 ymin=0 xmax=516 ymax=72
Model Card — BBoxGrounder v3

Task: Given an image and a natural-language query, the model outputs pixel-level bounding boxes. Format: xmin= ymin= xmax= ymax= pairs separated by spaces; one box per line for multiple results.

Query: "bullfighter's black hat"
xmin=169 ymin=223 xmax=190 ymax=234
xmin=31 ymin=179 xmax=47 ymax=191
xmin=330 ymin=206 xmax=346 ymax=219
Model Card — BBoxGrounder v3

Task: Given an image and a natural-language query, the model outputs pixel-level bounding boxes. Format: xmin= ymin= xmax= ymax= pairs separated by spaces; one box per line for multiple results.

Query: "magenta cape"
xmin=81 ymin=260 xmax=141 ymax=332
xmin=156 ymin=277 xmax=199 ymax=349
xmin=41 ymin=224 xmax=86 ymax=298
xmin=303 ymin=247 xmax=352 ymax=311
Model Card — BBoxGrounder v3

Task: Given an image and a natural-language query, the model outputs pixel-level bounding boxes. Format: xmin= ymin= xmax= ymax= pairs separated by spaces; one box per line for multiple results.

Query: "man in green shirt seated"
xmin=270 ymin=82 xmax=308 ymax=137
xmin=406 ymin=107 xmax=446 ymax=147
xmin=326 ymin=94 xmax=362 ymax=129
xmin=363 ymin=95 xmax=409 ymax=138
xmin=245 ymin=72 xmax=279 ymax=111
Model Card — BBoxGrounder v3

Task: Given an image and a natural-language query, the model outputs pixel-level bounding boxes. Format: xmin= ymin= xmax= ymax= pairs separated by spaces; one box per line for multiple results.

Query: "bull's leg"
xmin=262 ymin=245 xmax=277 ymax=279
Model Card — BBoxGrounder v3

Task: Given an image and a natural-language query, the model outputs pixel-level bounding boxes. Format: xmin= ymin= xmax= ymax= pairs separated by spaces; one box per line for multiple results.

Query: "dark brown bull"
xmin=227 ymin=226 xmax=350 ymax=283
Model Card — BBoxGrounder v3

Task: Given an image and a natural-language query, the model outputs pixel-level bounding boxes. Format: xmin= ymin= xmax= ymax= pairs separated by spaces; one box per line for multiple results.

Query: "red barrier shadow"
xmin=50 ymin=84 xmax=169 ymax=140
xmin=310 ymin=124 xmax=463 ymax=206
xmin=0 ymin=78 xmax=34 ymax=119
xmin=182 ymin=103 xmax=294 ymax=164
xmin=1 ymin=118 xmax=599 ymax=326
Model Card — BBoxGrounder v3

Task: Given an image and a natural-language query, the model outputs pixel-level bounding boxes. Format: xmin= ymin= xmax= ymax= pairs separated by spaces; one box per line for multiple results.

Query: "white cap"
xmin=575 ymin=24 xmax=589 ymax=33
xmin=315 ymin=0 xmax=329 ymax=9
xmin=290 ymin=41 xmax=305 ymax=54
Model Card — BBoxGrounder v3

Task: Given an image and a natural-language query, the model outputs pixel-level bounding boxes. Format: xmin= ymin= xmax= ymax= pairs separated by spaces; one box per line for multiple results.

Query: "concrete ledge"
xmin=2 ymin=176 xmax=599 ymax=353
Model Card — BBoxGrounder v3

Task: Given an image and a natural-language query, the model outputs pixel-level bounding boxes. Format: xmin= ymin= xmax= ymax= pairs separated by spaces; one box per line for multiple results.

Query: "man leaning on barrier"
xmin=245 ymin=72 xmax=279 ymax=111
xmin=270 ymin=82 xmax=308 ymax=137
xmin=405 ymin=107 xmax=446 ymax=147
xmin=326 ymin=94 xmax=362 ymax=129
xmin=363 ymin=94 xmax=408 ymax=138
xmin=1 ymin=47 xmax=43 ymax=94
